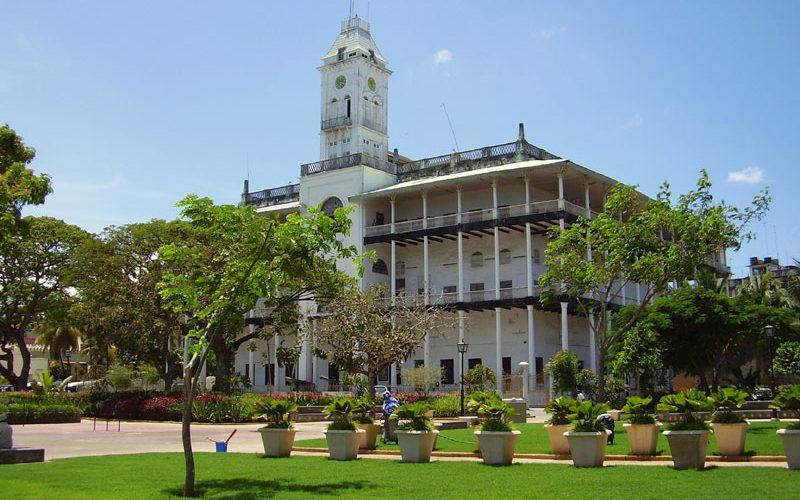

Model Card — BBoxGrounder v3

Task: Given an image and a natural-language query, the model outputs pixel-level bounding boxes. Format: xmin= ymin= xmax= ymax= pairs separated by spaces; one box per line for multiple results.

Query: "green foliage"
xmin=394 ymin=402 xmax=434 ymax=431
xmin=658 ymin=390 xmax=711 ymax=430
xmin=464 ymin=364 xmax=496 ymax=392
xmin=106 ymin=363 xmax=134 ymax=390
xmin=544 ymin=396 xmax=576 ymax=426
xmin=569 ymin=401 xmax=609 ymax=433
xmin=603 ymin=377 xmax=629 ymax=409
xmin=709 ymin=387 xmax=749 ymax=424
xmin=774 ymin=342 xmax=800 ymax=377
xmin=402 ymin=365 xmax=445 ymax=394
xmin=191 ymin=395 xmax=252 ymax=423
xmin=255 ymin=398 xmax=297 ymax=429
xmin=33 ymin=369 xmax=56 ymax=395
xmin=549 ymin=350 xmax=579 ymax=395
xmin=477 ymin=401 xmax=515 ymax=432
xmin=771 ymin=385 xmax=800 ymax=424
xmin=576 ymin=369 xmax=599 ymax=398
xmin=324 ymin=397 xmax=357 ymax=430
xmin=730 ymin=366 xmax=761 ymax=393
xmin=352 ymin=398 xmax=375 ymax=424
xmin=622 ymin=396 xmax=656 ymax=424
xmin=466 ymin=391 xmax=502 ymax=415
xmin=610 ymin=322 xmax=663 ymax=389
xmin=428 ymin=395 xmax=460 ymax=418
xmin=1 ymin=403 xmax=81 ymax=424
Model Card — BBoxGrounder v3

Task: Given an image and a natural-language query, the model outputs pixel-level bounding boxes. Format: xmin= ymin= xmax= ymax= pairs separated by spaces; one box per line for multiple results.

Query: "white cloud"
xmin=533 ymin=27 xmax=566 ymax=39
xmin=621 ymin=113 xmax=643 ymax=129
xmin=432 ymin=49 xmax=453 ymax=64
xmin=728 ymin=166 xmax=764 ymax=184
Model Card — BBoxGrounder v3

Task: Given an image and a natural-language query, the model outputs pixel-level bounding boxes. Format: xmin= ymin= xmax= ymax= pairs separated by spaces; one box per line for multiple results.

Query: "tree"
xmin=157 ymin=195 xmax=356 ymax=497
xmin=0 ymin=124 xmax=52 ymax=239
xmin=35 ymin=322 xmax=81 ymax=365
xmin=312 ymin=286 xmax=455 ymax=398
xmin=0 ymin=217 xmax=90 ymax=389
xmin=775 ymin=341 xmax=800 ymax=378
xmin=609 ymin=322 xmax=663 ymax=395
xmin=538 ymin=171 xmax=769 ymax=397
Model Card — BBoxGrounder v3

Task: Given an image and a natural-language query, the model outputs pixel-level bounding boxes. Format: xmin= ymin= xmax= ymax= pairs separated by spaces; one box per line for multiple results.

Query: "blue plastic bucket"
xmin=215 ymin=441 xmax=228 ymax=453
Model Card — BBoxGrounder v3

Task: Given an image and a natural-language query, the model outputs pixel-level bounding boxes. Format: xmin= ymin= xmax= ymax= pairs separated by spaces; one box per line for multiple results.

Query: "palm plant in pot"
xmin=474 ymin=400 xmax=520 ymax=465
xmin=771 ymin=384 xmax=800 ymax=470
xmin=466 ymin=391 xmax=502 ymax=452
xmin=255 ymin=398 xmax=298 ymax=457
xmin=353 ymin=398 xmax=380 ymax=451
xmin=709 ymin=387 xmax=749 ymax=456
xmin=394 ymin=402 xmax=438 ymax=463
xmin=323 ymin=397 xmax=363 ymax=461
xmin=658 ymin=389 xmax=712 ymax=470
xmin=621 ymin=396 xmax=659 ymax=455
xmin=544 ymin=396 xmax=575 ymax=455
xmin=564 ymin=401 xmax=610 ymax=467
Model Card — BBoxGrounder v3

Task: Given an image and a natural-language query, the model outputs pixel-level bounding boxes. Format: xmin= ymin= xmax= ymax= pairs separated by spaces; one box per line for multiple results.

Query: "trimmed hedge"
xmin=1 ymin=403 xmax=82 ymax=424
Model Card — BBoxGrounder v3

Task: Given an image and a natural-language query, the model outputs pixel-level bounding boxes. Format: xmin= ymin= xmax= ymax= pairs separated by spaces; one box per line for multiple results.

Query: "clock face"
xmin=335 ymin=75 xmax=346 ymax=89
xmin=368 ymin=77 xmax=376 ymax=91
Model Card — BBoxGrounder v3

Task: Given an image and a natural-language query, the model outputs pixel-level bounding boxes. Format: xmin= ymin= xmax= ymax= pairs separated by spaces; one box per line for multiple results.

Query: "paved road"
xmin=11 ymin=420 xmax=329 ymax=460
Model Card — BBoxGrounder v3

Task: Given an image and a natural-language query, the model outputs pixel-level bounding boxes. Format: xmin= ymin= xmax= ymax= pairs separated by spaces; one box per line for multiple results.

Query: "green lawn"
xmin=296 ymin=421 xmax=790 ymax=456
xmin=0 ymin=453 xmax=798 ymax=499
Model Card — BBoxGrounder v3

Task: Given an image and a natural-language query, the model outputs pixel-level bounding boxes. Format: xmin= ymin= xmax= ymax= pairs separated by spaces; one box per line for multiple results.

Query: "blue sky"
xmin=3 ymin=1 xmax=798 ymax=276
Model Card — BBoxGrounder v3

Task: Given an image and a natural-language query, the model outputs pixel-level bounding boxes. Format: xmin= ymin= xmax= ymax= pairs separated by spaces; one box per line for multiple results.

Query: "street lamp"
xmin=457 ymin=338 xmax=469 ymax=416
xmin=765 ymin=325 xmax=777 ymax=401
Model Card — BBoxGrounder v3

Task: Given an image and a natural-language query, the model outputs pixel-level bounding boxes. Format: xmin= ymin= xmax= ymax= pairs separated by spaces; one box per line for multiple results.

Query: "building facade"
xmin=236 ymin=17 xmax=653 ymax=396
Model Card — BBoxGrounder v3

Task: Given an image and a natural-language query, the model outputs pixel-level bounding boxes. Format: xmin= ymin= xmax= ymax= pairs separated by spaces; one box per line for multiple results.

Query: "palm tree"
xmin=36 ymin=323 xmax=81 ymax=365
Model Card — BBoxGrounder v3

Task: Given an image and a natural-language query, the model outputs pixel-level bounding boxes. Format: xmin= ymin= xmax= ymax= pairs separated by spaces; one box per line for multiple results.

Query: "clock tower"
xmin=319 ymin=16 xmax=390 ymax=162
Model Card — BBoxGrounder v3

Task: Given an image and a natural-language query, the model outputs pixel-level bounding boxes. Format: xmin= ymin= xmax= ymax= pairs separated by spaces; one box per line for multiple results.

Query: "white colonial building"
xmin=234 ymin=16 xmax=708 ymax=397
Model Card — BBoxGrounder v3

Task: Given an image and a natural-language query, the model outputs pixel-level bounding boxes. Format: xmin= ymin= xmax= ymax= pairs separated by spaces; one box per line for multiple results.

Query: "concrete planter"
xmin=0 ymin=421 xmax=11 ymax=449
xmin=663 ymin=430 xmax=711 ymax=470
xmin=474 ymin=430 xmax=521 ymax=465
xmin=545 ymin=424 xmax=571 ymax=455
xmin=473 ymin=426 xmax=482 ymax=452
xmin=324 ymin=429 xmax=364 ymax=461
xmin=358 ymin=423 xmax=381 ymax=450
xmin=258 ymin=427 xmax=296 ymax=458
xmin=396 ymin=430 xmax=439 ymax=463
xmin=623 ymin=423 xmax=659 ymax=455
xmin=778 ymin=429 xmax=800 ymax=470
xmin=712 ymin=422 xmax=748 ymax=456
xmin=564 ymin=431 xmax=607 ymax=467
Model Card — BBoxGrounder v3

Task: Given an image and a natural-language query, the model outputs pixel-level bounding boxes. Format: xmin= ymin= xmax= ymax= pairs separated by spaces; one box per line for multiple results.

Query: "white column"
xmin=248 ymin=349 xmax=255 ymax=385
xmin=492 ymin=179 xmax=500 ymax=298
xmin=527 ymin=306 xmax=536 ymax=375
xmin=560 ymin=301 xmax=569 ymax=350
xmin=495 ymin=308 xmax=503 ymax=385
xmin=584 ymin=180 xmax=591 ymax=218
xmin=456 ymin=186 xmax=466 ymax=380
xmin=390 ymin=197 xmax=396 ymax=305
xmin=588 ymin=312 xmax=597 ymax=373
xmin=557 ymin=171 xmax=565 ymax=211
xmin=492 ymin=179 xmax=503 ymax=383
xmin=524 ymin=175 xmax=536 ymax=375
xmin=422 ymin=192 xmax=430 ymax=366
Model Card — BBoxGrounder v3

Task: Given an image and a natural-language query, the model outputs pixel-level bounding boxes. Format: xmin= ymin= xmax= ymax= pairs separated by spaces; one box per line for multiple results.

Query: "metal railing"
xmin=301 ymin=152 xmax=396 ymax=177
xmin=395 ymin=139 xmax=560 ymax=182
xmin=244 ymin=183 xmax=300 ymax=208
xmin=364 ymin=200 xmax=590 ymax=237
xmin=321 ymin=116 xmax=352 ymax=130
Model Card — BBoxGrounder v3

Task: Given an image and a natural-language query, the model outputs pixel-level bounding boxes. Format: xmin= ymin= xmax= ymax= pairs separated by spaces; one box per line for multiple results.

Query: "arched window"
xmin=499 ymin=249 xmax=511 ymax=265
xmin=321 ymin=197 xmax=343 ymax=216
xmin=397 ymin=261 xmax=406 ymax=276
xmin=372 ymin=259 xmax=388 ymax=275
xmin=533 ymin=248 xmax=541 ymax=264
xmin=470 ymin=251 xmax=484 ymax=268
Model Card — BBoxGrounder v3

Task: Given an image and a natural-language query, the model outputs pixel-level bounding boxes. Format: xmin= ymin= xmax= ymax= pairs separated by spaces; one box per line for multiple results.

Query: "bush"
xmin=464 ymin=364 xmax=496 ymax=393
xmin=772 ymin=384 xmax=800 ymax=430
xmin=621 ymin=396 xmax=656 ymax=424
xmin=657 ymin=389 xmax=711 ymax=431
xmin=265 ymin=392 xmax=333 ymax=407
xmin=477 ymin=401 xmax=515 ymax=432
xmin=709 ymin=387 xmax=749 ymax=424
xmin=570 ymin=401 xmax=609 ymax=433
xmin=394 ymin=402 xmax=434 ymax=431
xmin=544 ymin=396 xmax=576 ymax=426
xmin=429 ymin=395 xmax=460 ymax=418
xmin=549 ymin=351 xmax=579 ymax=396
xmin=106 ymin=364 xmax=134 ymax=390
xmin=255 ymin=398 xmax=297 ymax=429
xmin=404 ymin=366 xmax=444 ymax=394
xmin=576 ymin=369 xmax=598 ymax=399
xmin=775 ymin=342 xmax=800 ymax=377
xmin=2 ymin=403 xmax=82 ymax=424
xmin=192 ymin=394 xmax=252 ymax=423
xmin=603 ymin=377 xmax=629 ymax=409
xmin=324 ymin=397 xmax=357 ymax=431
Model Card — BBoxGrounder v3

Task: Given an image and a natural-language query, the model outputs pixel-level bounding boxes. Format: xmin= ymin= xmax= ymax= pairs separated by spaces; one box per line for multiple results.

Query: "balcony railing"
xmin=321 ymin=116 xmax=352 ymax=130
xmin=301 ymin=152 xmax=396 ymax=177
xmin=364 ymin=200 xmax=593 ymax=238
xmin=395 ymin=140 xmax=561 ymax=182
xmin=244 ymin=183 xmax=300 ymax=208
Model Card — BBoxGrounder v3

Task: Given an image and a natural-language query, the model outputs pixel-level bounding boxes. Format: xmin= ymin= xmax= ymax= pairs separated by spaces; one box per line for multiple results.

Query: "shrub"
xmin=603 ymin=377 xmax=628 ymax=409
xmin=404 ymin=366 xmax=444 ymax=394
xmin=544 ymin=396 xmax=576 ymax=426
xmin=466 ymin=391 xmax=502 ymax=416
xmin=192 ymin=394 xmax=252 ymax=423
xmin=549 ymin=351 xmax=579 ymax=396
xmin=657 ymin=389 xmax=711 ymax=431
xmin=477 ymin=401 xmax=515 ymax=432
xmin=265 ymin=392 xmax=333 ymax=407
xmin=569 ymin=401 xmax=609 ymax=433
xmin=775 ymin=342 xmax=800 ymax=377
xmin=464 ymin=364 xmax=496 ymax=393
xmin=255 ymin=398 xmax=297 ymax=429
xmin=576 ymin=370 xmax=598 ymax=399
xmin=621 ymin=396 xmax=656 ymax=424
xmin=394 ymin=402 xmax=434 ymax=431
xmin=3 ymin=403 xmax=81 ymax=424
xmin=106 ymin=364 xmax=134 ymax=390
xmin=429 ymin=395 xmax=460 ymax=418
xmin=324 ymin=397 xmax=357 ymax=431
xmin=771 ymin=384 xmax=800 ymax=430
xmin=709 ymin=387 xmax=749 ymax=424
xmin=352 ymin=398 xmax=375 ymax=424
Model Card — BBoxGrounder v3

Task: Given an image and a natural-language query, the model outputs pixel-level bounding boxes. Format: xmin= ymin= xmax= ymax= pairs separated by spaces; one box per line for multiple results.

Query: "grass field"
xmin=0 ymin=453 xmax=798 ymax=499
xmin=295 ymin=421 xmax=790 ymax=456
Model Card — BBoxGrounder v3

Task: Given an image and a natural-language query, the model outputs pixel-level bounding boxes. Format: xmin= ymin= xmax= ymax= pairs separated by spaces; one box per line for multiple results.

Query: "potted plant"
xmin=474 ymin=401 xmax=520 ymax=465
xmin=621 ymin=396 xmax=659 ymax=455
xmin=772 ymin=384 xmax=800 ymax=470
xmin=394 ymin=402 xmax=438 ymax=463
xmin=255 ymin=398 xmax=298 ymax=457
xmin=709 ymin=387 xmax=749 ymax=456
xmin=466 ymin=391 xmax=502 ymax=452
xmin=323 ymin=397 xmax=364 ymax=461
xmin=564 ymin=401 xmax=610 ymax=467
xmin=544 ymin=396 xmax=575 ymax=455
xmin=353 ymin=398 xmax=381 ymax=451
xmin=658 ymin=389 xmax=712 ymax=470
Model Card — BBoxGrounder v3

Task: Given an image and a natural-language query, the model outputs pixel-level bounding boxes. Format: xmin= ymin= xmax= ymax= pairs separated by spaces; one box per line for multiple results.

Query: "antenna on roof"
xmin=349 ymin=0 xmax=355 ymax=20
xmin=441 ymin=103 xmax=460 ymax=152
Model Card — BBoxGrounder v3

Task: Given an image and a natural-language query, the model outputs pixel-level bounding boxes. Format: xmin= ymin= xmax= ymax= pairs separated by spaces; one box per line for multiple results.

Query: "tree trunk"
xmin=182 ymin=369 xmax=196 ymax=497
xmin=596 ymin=357 xmax=607 ymax=402
xmin=0 ymin=341 xmax=32 ymax=391
xmin=211 ymin=336 xmax=233 ymax=393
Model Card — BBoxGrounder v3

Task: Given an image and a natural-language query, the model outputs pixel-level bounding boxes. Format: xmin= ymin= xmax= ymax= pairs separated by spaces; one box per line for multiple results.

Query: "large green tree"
xmin=157 ymin=195 xmax=357 ymax=497
xmin=539 ymin=171 xmax=768 ymax=397
xmin=0 ymin=217 xmax=90 ymax=389
xmin=0 ymin=124 xmax=51 ymax=239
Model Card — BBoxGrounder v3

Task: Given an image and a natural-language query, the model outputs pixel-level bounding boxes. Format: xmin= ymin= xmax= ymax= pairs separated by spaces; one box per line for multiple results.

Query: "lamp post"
xmin=457 ymin=338 xmax=469 ymax=416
